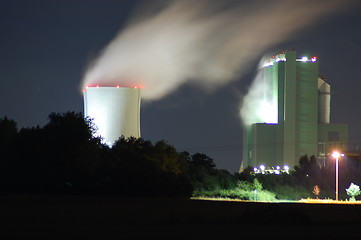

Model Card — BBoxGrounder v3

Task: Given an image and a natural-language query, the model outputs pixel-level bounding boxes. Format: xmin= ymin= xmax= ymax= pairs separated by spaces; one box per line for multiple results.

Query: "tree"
xmin=1 ymin=112 xmax=105 ymax=194
xmin=346 ymin=183 xmax=361 ymax=201
xmin=312 ymin=185 xmax=320 ymax=199
xmin=294 ymin=155 xmax=322 ymax=190
xmin=187 ymin=153 xmax=218 ymax=190
xmin=0 ymin=116 xmax=17 ymax=145
xmin=253 ymin=178 xmax=263 ymax=191
xmin=42 ymin=112 xmax=104 ymax=188
xmin=190 ymin=153 xmax=216 ymax=170
xmin=102 ymin=137 xmax=193 ymax=197
xmin=153 ymin=140 xmax=182 ymax=174
xmin=0 ymin=117 xmax=18 ymax=192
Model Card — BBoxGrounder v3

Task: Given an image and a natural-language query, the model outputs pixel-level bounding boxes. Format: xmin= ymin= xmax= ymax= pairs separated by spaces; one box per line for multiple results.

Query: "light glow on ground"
xmin=192 ymin=197 xmax=361 ymax=204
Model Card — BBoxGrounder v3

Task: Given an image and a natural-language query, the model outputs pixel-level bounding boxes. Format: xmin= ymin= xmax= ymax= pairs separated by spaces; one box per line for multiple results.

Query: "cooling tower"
xmin=83 ymin=86 xmax=141 ymax=145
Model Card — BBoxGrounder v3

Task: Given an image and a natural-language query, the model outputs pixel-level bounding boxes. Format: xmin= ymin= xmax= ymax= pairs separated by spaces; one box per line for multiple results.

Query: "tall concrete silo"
xmin=318 ymin=77 xmax=331 ymax=124
xmin=83 ymin=86 xmax=141 ymax=145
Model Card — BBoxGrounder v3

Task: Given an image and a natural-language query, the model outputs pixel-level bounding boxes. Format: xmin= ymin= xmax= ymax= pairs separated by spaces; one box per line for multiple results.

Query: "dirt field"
xmin=1 ymin=195 xmax=361 ymax=238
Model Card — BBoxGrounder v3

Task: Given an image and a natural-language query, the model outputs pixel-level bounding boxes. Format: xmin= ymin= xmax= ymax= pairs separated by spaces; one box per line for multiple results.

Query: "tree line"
xmin=235 ymin=154 xmax=361 ymax=200
xmin=2 ymin=112 xmax=360 ymax=200
xmin=0 ymin=112 xmax=236 ymax=197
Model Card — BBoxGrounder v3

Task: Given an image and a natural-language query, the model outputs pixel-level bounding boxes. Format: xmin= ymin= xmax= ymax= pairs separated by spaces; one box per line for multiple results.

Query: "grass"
xmin=191 ymin=196 xmax=297 ymax=203
xmin=192 ymin=187 xmax=277 ymax=202
xmin=299 ymin=198 xmax=361 ymax=204
xmin=2 ymin=195 xmax=361 ymax=237
xmin=192 ymin=196 xmax=361 ymax=204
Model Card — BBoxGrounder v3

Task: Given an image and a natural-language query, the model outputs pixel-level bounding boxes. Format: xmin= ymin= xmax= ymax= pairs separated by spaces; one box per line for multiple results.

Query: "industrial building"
xmin=242 ymin=50 xmax=348 ymax=169
xmin=83 ymin=86 xmax=141 ymax=146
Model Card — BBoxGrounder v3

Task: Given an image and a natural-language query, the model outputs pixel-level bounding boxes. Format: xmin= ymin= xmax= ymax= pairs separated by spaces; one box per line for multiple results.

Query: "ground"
xmin=1 ymin=195 xmax=361 ymax=238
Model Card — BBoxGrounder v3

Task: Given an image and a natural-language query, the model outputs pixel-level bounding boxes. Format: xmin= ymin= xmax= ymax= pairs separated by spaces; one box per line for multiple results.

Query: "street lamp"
xmin=332 ymin=151 xmax=344 ymax=201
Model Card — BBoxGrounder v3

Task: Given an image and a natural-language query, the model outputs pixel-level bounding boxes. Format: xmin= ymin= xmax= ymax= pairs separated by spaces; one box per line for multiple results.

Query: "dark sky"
xmin=1 ymin=0 xmax=361 ymax=173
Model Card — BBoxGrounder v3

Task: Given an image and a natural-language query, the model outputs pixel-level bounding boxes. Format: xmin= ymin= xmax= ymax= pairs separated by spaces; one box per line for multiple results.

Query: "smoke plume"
xmin=240 ymin=62 xmax=278 ymax=126
xmin=82 ymin=0 xmax=353 ymax=101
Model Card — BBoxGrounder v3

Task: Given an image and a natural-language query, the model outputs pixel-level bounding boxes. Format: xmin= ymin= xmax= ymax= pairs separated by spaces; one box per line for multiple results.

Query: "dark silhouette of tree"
xmin=101 ymin=137 xmax=193 ymax=197
xmin=0 ymin=117 xmax=18 ymax=191
xmin=40 ymin=112 xmax=104 ymax=193
xmin=190 ymin=153 xmax=216 ymax=170
xmin=0 ymin=112 xmax=104 ymax=194
xmin=294 ymin=155 xmax=321 ymax=188
xmin=186 ymin=153 xmax=236 ymax=190
xmin=0 ymin=111 xmax=235 ymax=198
xmin=0 ymin=116 xmax=17 ymax=146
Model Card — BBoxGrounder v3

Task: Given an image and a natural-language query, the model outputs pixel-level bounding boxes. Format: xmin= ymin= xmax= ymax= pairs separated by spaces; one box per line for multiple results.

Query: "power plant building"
xmin=242 ymin=50 xmax=348 ymax=169
xmin=83 ymin=86 xmax=141 ymax=146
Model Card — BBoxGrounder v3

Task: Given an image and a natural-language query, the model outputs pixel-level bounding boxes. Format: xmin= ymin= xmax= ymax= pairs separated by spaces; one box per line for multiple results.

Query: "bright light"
xmin=311 ymin=56 xmax=317 ymax=62
xmin=258 ymin=101 xmax=278 ymax=124
xmin=284 ymin=165 xmax=289 ymax=171
xmin=301 ymin=56 xmax=308 ymax=62
xmin=332 ymin=151 xmax=341 ymax=158
xmin=251 ymin=165 xmax=290 ymax=175
xmin=263 ymin=61 xmax=273 ymax=67
xmin=275 ymin=57 xmax=281 ymax=62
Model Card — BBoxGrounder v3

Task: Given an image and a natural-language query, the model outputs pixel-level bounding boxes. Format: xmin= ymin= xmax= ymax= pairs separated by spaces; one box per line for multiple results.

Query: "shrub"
xmin=192 ymin=188 xmax=276 ymax=202
xmin=346 ymin=183 xmax=361 ymax=201
xmin=270 ymin=184 xmax=309 ymax=200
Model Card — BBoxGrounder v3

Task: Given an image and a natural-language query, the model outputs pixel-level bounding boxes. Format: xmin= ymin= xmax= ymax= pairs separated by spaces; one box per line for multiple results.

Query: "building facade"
xmin=242 ymin=50 xmax=348 ymax=170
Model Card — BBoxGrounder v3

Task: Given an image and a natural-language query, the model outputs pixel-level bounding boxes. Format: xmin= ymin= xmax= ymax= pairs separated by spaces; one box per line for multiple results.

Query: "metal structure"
xmin=83 ymin=86 xmax=141 ymax=145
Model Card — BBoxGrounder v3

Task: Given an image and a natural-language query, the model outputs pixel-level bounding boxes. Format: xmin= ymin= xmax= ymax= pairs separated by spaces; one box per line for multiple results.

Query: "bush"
xmin=270 ymin=184 xmax=309 ymax=200
xmin=256 ymin=190 xmax=277 ymax=202
xmin=192 ymin=186 xmax=276 ymax=202
xmin=346 ymin=183 xmax=361 ymax=201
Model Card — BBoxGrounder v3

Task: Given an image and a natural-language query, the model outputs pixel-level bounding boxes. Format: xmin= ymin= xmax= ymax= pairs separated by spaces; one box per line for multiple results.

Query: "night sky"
xmin=1 ymin=0 xmax=361 ymax=173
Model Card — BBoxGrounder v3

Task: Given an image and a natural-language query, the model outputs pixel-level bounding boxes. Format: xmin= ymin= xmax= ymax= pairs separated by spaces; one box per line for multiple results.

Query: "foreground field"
xmin=1 ymin=195 xmax=361 ymax=238
xmin=193 ymin=196 xmax=361 ymax=204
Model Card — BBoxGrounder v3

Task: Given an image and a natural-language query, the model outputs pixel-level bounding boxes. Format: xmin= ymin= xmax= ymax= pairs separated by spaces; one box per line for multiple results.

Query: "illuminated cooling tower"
xmin=83 ymin=86 xmax=141 ymax=145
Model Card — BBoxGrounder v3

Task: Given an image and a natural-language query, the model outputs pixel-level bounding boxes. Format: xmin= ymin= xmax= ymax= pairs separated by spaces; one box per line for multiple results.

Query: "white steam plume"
xmin=82 ymin=0 xmax=354 ymax=101
xmin=240 ymin=61 xmax=278 ymax=126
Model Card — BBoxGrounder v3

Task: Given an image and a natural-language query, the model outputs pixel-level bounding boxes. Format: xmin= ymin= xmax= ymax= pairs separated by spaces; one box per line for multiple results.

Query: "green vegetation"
xmin=1 ymin=112 xmax=361 ymax=201
xmin=312 ymin=185 xmax=321 ymax=199
xmin=193 ymin=179 xmax=277 ymax=201
xmin=0 ymin=112 xmax=238 ymax=198
xmin=191 ymin=153 xmax=361 ymax=201
xmin=0 ymin=112 xmax=192 ymax=197
xmin=346 ymin=183 xmax=361 ymax=201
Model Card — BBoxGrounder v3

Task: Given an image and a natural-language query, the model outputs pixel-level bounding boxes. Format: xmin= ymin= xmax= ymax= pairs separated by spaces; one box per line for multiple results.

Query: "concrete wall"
xmin=295 ymin=59 xmax=319 ymax=162
xmin=251 ymin=123 xmax=278 ymax=167
xmin=84 ymin=87 xmax=141 ymax=145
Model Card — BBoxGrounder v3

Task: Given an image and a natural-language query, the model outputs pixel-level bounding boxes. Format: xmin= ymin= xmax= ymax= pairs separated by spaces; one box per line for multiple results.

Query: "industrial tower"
xmin=242 ymin=50 xmax=348 ymax=169
xmin=83 ymin=86 xmax=141 ymax=146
